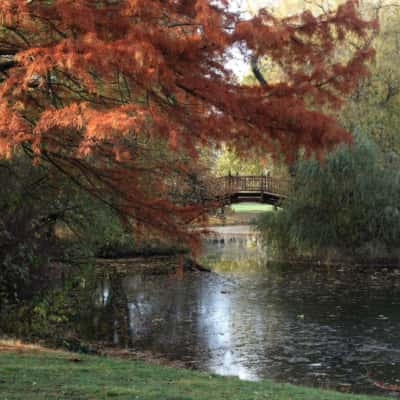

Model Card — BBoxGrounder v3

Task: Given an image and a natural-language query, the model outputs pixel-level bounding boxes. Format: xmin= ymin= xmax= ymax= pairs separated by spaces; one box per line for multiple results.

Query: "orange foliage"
xmin=0 ymin=0 xmax=376 ymax=246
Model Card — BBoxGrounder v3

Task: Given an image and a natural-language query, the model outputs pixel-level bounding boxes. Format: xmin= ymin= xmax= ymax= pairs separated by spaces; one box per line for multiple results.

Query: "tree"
xmin=214 ymin=145 xmax=267 ymax=176
xmin=213 ymin=144 xmax=289 ymax=177
xmin=341 ymin=1 xmax=400 ymax=153
xmin=0 ymin=0 xmax=375 ymax=246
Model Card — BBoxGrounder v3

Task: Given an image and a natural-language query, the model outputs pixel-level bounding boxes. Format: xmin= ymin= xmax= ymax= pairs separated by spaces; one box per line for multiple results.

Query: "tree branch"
xmin=251 ymin=54 xmax=268 ymax=86
xmin=0 ymin=55 xmax=17 ymax=73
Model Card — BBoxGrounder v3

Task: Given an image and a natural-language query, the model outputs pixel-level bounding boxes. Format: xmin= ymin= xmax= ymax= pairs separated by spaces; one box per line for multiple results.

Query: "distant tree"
xmin=0 ymin=0 xmax=375 ymax=245
xmin=214 ymin=145 xmax=288 ymax=177
xmin=341 ymin=1 xmax=400 ymax=153
xmin=214 ymin=146 xmax=266 ymax=176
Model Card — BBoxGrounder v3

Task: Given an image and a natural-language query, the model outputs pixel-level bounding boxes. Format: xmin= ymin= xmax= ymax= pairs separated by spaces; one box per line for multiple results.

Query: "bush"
xmin=0 ymin=152 xmax=132 ymax=306
xmin=257 ymin=134 xmax=400 ymax=261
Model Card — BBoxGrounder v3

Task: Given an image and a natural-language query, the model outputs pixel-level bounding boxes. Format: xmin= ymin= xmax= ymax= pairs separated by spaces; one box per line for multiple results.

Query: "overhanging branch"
xmin=251 ymin=54 xmax=267 ymax=86
xmin=0 ymin=55 xmax=17 ymax=73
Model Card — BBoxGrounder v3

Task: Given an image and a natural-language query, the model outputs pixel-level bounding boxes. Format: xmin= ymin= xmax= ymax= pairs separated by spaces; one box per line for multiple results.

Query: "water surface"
xmin=71 ymin=227 xmax=400 ymax=396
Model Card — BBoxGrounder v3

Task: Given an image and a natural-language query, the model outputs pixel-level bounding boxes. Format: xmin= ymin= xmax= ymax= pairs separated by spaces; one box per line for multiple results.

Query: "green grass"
xmin=231 ymin=202 xmax=275 ymax=213
xmin=0 ymin=348 xmax=388 ymax=400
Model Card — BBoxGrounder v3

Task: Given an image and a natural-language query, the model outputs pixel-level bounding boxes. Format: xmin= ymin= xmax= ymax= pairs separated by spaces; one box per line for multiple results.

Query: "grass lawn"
xmin=0 ymin=343 xmax=388 ymax=400
xmin=230 ymin=202 xmax=275 ymax=213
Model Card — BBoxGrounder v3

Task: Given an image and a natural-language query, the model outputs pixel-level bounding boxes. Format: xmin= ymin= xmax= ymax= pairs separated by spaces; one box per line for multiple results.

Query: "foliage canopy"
xmin=0 ymin=0 xmax=375 ymax=243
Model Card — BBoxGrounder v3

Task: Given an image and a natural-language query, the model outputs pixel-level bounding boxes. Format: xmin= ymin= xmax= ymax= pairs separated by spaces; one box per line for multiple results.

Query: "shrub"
xmin=257 ymin=134 xmax=400 ymax=260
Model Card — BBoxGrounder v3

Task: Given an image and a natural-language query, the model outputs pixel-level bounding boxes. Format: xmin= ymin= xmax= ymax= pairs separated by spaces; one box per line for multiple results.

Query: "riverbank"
xmin=0 ymin=342 xmax=389 ymax=400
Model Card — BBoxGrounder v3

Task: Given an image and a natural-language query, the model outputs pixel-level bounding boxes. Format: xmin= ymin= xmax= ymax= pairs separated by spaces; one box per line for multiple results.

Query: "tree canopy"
xmin=0 ymin=0 xmax=375 ymax=245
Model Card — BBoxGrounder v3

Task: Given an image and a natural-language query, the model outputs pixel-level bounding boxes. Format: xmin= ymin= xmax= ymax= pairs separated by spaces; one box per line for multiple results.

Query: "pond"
xmin=8 ymin=225 xmax=400 ymax=397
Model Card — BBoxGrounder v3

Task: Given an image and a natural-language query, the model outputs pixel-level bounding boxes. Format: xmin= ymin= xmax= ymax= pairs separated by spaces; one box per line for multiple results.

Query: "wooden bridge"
xmin=215 ymin=175 xmax=289 ymax=205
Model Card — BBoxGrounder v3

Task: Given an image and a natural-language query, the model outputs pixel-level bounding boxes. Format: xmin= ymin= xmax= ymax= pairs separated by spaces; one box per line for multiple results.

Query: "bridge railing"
xmin=214 ymin=175 xmax=290 ymax=198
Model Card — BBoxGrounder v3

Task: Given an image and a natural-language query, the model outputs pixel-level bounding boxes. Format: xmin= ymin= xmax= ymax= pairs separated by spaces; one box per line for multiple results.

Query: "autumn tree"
xmin=0 ymin=0 xmax=375 ymax=245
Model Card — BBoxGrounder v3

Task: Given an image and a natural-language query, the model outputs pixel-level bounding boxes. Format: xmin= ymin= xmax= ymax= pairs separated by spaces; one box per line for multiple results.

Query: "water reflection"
xmin=201 ymin=225 xmax=267 ymax=273
xmin=73 ymin=226 xmax=400 ymax=396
